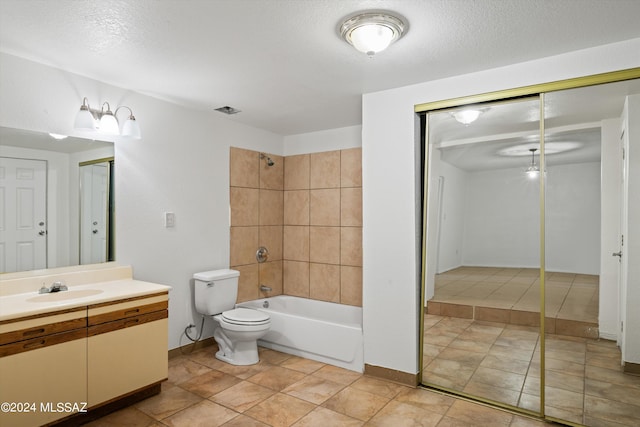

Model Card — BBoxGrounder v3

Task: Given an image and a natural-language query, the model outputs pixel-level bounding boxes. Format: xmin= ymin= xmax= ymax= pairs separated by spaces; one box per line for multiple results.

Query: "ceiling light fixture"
xmin=340 ymin=12 xmax=406 ymax=56
xmin=525 ymin=148 xmax=540 ymax=179
xmin=73 ymin=97 xmax=141 ymax=139
xmin=48 ymin=133 xmax=68 ymax=140
xmin=452 ymin=109 xmax=483 ymax=125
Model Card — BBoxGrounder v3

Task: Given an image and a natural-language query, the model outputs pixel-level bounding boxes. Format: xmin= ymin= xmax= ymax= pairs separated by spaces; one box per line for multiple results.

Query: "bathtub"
xmin=237 ymin=295 xmax=363 ymax=372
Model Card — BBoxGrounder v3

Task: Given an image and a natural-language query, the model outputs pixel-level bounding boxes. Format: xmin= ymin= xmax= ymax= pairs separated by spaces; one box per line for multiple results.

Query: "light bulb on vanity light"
xmin=73 ymin=97 xmax=142 ymax=139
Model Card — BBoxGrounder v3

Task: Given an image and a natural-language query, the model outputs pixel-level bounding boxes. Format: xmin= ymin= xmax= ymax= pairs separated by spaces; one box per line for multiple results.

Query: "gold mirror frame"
xmin=417 ymin=67 xmax=640 ymax=423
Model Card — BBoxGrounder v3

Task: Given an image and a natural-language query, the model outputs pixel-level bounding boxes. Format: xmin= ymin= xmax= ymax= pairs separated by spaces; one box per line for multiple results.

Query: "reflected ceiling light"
xmin=525 ymin=148 xmax=540 ymax=179
xmin=73 ymin=97 xmax=141 ymax=139
xmin=497 ymin=141 xmax=582 ymax=157
xmin=451 ymin=109 xmax=483 ymax=125
xmin=340 ymin=12 xmax=406 ymax=56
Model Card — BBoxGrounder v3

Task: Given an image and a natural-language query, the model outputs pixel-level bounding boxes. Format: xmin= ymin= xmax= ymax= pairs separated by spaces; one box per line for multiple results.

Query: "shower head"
xmin=260 ymin=153 xmax=275 ymax=166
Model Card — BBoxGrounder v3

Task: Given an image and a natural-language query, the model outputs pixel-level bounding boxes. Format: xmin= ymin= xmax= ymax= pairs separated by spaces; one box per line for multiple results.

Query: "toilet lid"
xmin=221 ymin=308 xmax=269 ymax=325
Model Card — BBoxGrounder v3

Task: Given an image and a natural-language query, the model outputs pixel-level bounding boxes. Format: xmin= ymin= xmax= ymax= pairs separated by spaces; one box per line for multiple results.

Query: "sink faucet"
xmin=260 ymin=284 xmax=272 ymax=293
xmin=39 ymin=281 xmax=68 ymax=294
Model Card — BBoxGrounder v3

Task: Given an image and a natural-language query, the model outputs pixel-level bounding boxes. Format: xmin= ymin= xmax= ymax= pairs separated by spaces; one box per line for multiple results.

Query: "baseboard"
xmin=624 ymin=361 xmax=640 ymax=375
xmin=364 ymin=364 xmax=419 ymax=387
xmin=168 ymin=337 xmax=216 ymax=359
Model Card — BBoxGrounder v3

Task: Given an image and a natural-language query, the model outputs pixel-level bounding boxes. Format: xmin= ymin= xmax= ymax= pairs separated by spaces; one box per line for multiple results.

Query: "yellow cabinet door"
xmin=0 ymin=338 xmax=87 ymax=427
xmin=87 ymin=318 xmax=168 ymax=407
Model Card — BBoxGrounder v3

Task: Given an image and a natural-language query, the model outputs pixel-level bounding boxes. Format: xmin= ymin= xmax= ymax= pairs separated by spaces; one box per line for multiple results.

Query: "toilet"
xmin=194 ymin=269 xmax=270 ymax=365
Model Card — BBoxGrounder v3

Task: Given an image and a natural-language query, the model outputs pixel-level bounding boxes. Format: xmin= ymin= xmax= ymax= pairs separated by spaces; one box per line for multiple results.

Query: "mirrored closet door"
xmin=420 ymin=72 xmax=640 ymax=426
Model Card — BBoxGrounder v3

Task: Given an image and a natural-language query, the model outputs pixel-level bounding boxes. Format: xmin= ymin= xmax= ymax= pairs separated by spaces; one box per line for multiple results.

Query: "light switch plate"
xmin=164 ymin=212 xmax=175 ymax=228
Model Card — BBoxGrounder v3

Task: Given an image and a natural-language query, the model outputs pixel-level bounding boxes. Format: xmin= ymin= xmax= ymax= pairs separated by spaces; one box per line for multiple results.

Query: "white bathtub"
xmin=237 ymin=296 xmax=363 ymax=372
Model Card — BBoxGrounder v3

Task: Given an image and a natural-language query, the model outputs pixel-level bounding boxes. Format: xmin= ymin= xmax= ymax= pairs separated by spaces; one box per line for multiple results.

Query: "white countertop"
xmin=0 ymin=279 xmax=172 ymax=322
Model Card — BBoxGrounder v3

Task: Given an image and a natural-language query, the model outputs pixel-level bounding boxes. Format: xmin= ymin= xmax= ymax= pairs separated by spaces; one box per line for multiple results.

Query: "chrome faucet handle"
xmin=50 ymin=280 xmax=68 ymax=292
xmin=260 ymin=284 xmax=272 ymax=292
xmin=38 ymin=284 xmax=51 ymax=294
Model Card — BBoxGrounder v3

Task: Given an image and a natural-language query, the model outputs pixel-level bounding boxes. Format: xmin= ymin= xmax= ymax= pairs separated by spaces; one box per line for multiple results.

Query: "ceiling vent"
xmin=215 ymin=105 xmax=241 ymax=115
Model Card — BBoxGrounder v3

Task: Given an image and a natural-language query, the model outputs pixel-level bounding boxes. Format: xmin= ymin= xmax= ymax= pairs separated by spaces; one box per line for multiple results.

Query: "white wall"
xmin=362 ymin=38 xmax=640 ymax=375
xmin=283 ymin=125 xmax=361 ymax=155
xmin=0 ymin=53 xmax=283 ymax=350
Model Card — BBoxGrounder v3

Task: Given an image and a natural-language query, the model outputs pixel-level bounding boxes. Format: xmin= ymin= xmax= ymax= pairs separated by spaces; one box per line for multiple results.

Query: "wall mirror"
xmin=420 ymin=73 xmax=640 ymax=425
xmin=0 ymin=127 xmax=114 ymax=273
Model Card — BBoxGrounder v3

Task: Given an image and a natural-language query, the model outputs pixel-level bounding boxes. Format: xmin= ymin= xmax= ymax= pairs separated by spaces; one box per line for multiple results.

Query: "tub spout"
xmin=260 ymin=285 xmax=272 ymax=292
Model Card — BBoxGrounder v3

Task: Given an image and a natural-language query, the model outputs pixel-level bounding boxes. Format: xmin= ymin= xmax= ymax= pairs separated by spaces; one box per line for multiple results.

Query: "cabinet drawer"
xmin=88 ymin=309 xmax=168 ymax=337
xmin=0 ymin=328 xmax=87 ymax=357
xmin=0 ymin=309 xmax=86 ymax=346
xmin=88 ymin=293 xmax=168 ymax=326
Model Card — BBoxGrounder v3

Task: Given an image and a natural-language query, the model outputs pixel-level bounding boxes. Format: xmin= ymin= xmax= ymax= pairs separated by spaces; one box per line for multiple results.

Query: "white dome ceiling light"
xmin=340 ymin=12 xmax=406 ymax=56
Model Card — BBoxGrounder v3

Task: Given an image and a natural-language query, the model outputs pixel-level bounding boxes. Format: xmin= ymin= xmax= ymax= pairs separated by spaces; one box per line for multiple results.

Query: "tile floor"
xmin=86 ymin=346 xmax=551 ymax=427
xmin=428 ymin=267 xmax=599 ymax=338
xmin=422 ymin=314 xmax=640 ymax=426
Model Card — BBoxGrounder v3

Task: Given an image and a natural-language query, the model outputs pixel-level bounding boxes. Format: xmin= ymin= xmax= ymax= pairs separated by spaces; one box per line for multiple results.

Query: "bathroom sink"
xmin=27 ymin=289 xmax=104 ymax=302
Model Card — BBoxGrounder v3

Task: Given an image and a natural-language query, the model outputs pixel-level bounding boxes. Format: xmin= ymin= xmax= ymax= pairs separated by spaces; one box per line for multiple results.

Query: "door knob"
xmin=93 ymin=229 xmax=99 ymax=234
xmin=612 ymin=251 xmax=622 ymax=258
xmin=38 ymin=230 xmax=46 ymax=236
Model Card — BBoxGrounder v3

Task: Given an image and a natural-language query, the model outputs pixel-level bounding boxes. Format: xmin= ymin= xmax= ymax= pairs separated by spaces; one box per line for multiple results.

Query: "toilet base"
xmin=215 ymin=341 xmax=260 ymax=365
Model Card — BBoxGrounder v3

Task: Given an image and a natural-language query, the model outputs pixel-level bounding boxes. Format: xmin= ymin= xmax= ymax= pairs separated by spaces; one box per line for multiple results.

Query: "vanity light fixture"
xmin=340 ymin=12 xmax=406 ymax=56
xmin=73 ymin=97 xmax=141 ymax=139
xmin=525 ymin=148 xmax=540 ymax=179
xmin=452 ymin=109 xmax=483 ymax=125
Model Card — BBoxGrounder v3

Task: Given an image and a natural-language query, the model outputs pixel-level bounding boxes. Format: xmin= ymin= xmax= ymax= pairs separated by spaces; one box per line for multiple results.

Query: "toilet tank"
xmin=194 ymin=269 xmax=240 ymax=316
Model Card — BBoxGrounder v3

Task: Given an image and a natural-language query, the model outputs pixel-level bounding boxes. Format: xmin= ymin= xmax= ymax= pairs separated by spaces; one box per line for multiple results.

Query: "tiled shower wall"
xmin=229 ymin=147 xmax=362 ymax=306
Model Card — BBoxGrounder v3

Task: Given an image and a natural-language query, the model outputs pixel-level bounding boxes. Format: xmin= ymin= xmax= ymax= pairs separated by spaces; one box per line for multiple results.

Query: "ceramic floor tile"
xmin=394 ymin=388 xmax=455 ymax=415
xmin=283 ymin=375 xmax=346 ymax=404
xmin=291 ymin=406 xmax=363 ymax=426
xmin=83 ymin=406 xmax=157 ymax=427
xmin=135 ymin=386 xmax=202 ymax=420
xmin=367 ymin=400 xmax=443 ymax=427
xmin=221 ymin=414 xmax=270 ymax=426
xmin=444 ymin=399 xmax=513 ymax=426
xmin=162 ymin=400 xmax=238 ymax=427
xmin=463 ymin=379 xmax=520 ymax=406
xmin=244 ymin=393 xmax=315 ymax=427
xmin=211 ymin=380 xmax=275 ymax=412
xmin=248 ymin=365 xmax=308 ymax=391
xmin=178 ymin=369 xmax=242 ymax=398
xmin=469 ymin=367 xmax=525 ymax=393
xmin=322 ymin=386 xmax=390 ymax=421
xmin=585 ymin=378 xmax=640 ymax=407
xmin=279 ymin=356 xmax=325 ymax=374
xmin=350 ymin=376 xmax=409 ymax=399
xmin=311 ymin=364 xmax=362 ymax=385
xmin=168 ymin=358 xmax=213 ymax=385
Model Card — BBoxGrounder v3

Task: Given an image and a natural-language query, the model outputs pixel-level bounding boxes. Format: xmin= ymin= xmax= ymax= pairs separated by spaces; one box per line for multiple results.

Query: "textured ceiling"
xmin=1 ymin=0 xmax=640 ymax=135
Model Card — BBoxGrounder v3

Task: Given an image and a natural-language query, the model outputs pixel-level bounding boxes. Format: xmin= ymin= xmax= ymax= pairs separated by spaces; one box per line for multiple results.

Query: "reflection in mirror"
xmin=0 ymin=127 xmax=114 ymax=273
xmin=80 ymin=159 xmax=114 ymax=265
xmin=421 ymin=77 xmax=640 ymax=426
xmin=422 ymin=97 xmax=542 ymax=413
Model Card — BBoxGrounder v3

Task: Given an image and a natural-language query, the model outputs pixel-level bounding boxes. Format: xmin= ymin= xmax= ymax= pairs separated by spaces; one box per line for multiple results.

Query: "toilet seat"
xmin=221 ymin=308 xmax=270 ymax=326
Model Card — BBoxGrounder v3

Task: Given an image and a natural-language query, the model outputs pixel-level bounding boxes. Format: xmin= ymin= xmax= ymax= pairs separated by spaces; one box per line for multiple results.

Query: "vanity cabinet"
xmin=0 ymin=308 xmax=88 ymax=427
xmin=87 ymin=293 xmax=168 ymax=407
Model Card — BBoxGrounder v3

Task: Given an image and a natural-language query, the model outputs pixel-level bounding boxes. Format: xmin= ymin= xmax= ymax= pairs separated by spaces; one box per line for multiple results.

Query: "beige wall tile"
xmin=259 ymin=226 xmax=283 ymax=260
xmin=259 ymin=261 xmax=283 ymax=296
xmin=230 ymin=147 xmax=259 ymax=188
xmin=230 ymin=226 xmax=259 ymax=266
xmin=340 ymin=187 xmax=362 ymax=226
xmin=310 ymin=226 xmax=340 ymax=264
xmin=340 ymin=227 xmax=362 ymax=267
xmin=310 ymin=263 xmax=340 ymax=303
xmin=310 ymin=151 xmax=340 ymax=189
xmin=284 ymin=154 xmax=310 ymax=190
xmin=341 ymin=266 xmax=362 ymax=306
xmin=284 ymin=190 xmax=310 ymax=225
xmin=341 ymin=148 xmax=362 ymax=188
xmin=235 ymin=264 xmax=259 ymax=303
xmin=310 ymin=189 xmax=340 ymax=226
xmin=283 ymin=226 xmax=309 ymax=262
xmin=283 ymin=260 xmax=310 ymax=297
xmin=259 ymin=153 xmax=284 ymax=190
xmin=230 ymin=187 xmax=259 ymax=226
xmin=259 ymin=189 xmax=283 ymax=226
